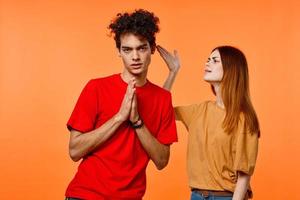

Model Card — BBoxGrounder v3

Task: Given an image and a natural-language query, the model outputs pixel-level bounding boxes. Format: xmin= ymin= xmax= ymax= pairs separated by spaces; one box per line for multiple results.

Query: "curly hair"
xmin=108 ymin=9 xmax=160 ymax=53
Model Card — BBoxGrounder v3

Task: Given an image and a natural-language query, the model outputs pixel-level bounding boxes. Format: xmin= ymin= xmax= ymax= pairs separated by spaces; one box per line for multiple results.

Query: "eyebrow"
xmin=121 ymin=44 xmax=148 ymax=49
xmin=208 ymin=56 xmax=220 ymax=60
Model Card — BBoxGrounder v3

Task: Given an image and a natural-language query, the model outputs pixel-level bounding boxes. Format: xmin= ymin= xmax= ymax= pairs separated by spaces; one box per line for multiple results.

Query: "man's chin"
xmin=130 ymin=69 xmax=144 ymax=76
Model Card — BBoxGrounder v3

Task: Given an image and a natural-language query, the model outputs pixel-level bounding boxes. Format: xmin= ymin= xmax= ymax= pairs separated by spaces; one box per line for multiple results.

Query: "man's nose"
xmin=132 ymin=50 xmax=140 ymax=61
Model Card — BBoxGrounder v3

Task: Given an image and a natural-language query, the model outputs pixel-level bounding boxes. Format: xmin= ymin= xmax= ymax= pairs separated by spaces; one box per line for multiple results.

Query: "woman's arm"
xmin=157 ymin=45 xmax=180 ymax=91
xmin=232 ymin=171 xmax=250 ymax=200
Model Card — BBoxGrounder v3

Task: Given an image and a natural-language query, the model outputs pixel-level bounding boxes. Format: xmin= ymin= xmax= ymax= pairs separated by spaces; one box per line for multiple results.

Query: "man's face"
xmin=119 ymin=33 xmax=151 ymax=76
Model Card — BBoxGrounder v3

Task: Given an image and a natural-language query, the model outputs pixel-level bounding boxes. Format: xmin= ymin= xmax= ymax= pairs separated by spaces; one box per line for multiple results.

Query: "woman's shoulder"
xmin=176 ymin=100 xmax=210 ymax=109
xmin=175 ymin=101 xmax=212 ymax=116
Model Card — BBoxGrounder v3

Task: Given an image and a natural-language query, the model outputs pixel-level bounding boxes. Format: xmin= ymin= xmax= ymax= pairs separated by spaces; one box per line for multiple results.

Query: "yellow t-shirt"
xmin=175 ymin=101 xmax=259 ymax=193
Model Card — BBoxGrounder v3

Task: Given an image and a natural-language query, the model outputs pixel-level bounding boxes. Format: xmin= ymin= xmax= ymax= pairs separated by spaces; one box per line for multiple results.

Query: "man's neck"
xmin=121 ymin=70 xmax=148 ymax=87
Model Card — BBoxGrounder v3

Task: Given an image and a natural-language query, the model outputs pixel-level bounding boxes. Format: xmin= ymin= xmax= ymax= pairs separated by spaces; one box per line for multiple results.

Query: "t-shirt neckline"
xmin=212 ymin=101 xmax=225 ymax=111
xmin=117 ymin=73 xmax=150 ymax=89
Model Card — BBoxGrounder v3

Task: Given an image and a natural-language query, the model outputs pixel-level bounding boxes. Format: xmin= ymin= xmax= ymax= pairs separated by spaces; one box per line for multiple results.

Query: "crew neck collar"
xmin=118 ymin=73 xmax=150 ymax=88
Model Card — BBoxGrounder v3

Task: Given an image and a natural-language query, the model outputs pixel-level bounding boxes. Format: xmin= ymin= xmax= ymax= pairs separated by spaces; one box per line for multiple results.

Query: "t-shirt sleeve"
xmin=67 ymin=79 xmax=98 ymax=133
xmin=156 ymin=92 xmax=178 ymax=145
xmin=233 ymin=130 xmax=259 ymax=176
xmin=174 ymin=104 xmax=198 ymax=129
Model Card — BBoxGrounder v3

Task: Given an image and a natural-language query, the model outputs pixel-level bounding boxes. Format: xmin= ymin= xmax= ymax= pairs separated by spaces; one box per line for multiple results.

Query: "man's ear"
xmin=151 ymin=46 xmax=156 ymax=54
xmin=117 ymin=49 xmax=121 ymax=57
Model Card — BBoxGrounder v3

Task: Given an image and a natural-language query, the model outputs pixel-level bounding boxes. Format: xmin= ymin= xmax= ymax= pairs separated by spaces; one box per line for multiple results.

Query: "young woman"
xmin=157 ymin=45 xmax=260 ymax=200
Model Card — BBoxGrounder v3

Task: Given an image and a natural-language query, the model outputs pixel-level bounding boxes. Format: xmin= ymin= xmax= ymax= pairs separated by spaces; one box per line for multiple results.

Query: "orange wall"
xmin=1 ymin=0 xmax=300 ymax=199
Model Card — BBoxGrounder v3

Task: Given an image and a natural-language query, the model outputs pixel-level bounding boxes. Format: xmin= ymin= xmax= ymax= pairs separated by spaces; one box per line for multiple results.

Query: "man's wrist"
xmin=130 ymin=115 xmax=140 ymax=124
xmin=130 ymin=117 xmax=144 ymax=129
xmin=114 ymin=113 xmax=125 ymax=123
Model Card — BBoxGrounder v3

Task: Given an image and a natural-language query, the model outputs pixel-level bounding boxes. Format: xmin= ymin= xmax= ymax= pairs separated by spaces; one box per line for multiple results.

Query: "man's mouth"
xmin=131 ymin=63 xmax=142 ymax=66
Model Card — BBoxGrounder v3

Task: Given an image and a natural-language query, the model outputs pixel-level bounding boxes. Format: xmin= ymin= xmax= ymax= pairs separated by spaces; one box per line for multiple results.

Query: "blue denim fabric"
xmin=191 ymin=191 xmax=233 ymax=200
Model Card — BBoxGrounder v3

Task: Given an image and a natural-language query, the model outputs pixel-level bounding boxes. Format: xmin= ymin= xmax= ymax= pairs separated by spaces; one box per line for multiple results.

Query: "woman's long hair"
xmin=213 ymin=46 xmax=260 ymax=136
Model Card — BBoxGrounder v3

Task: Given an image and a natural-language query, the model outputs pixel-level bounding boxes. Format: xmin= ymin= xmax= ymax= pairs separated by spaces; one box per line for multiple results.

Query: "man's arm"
xmin=129 ymin=93 xmax=172 ymax=170
xmin=232 ymin=172 xmax=250 ymax=200
xmin=135 ymin=125 xmax=170 ymax=170
xmin=68 ymin=79 xmax=136 ymax=162
xmin=69 ymin=114 xmax=124 ymax=162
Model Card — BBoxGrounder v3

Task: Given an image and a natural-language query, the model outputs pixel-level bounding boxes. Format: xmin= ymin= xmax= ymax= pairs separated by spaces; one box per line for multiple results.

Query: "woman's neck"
xmin=212 ymin=83 xmax=224 ymax=109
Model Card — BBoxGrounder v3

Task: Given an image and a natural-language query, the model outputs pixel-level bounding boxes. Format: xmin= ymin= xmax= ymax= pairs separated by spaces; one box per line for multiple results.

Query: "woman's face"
xmin=203 ymin=49 xmax=223 ymax=83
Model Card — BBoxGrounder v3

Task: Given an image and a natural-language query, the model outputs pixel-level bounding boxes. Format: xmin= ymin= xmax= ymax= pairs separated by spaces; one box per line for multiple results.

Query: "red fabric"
xmin=66 ymin=74 xmax=177 ymax=200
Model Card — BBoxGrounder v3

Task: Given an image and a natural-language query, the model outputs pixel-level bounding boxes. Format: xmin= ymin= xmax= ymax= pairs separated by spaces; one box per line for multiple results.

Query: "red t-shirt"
xmin=66 ymin=74 xmax=177 ymax=200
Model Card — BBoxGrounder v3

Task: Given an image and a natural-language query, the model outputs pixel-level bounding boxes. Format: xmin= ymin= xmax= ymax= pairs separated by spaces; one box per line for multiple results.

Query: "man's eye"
xmin=123 ymin=49 xmax=131 ymax=53
xmin=139 ymin=47 xmax=148 ymax=51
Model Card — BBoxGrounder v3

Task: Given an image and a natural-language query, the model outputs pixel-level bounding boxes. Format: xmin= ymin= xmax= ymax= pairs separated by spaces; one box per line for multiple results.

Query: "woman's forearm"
xmin=163 ymin=72 xmax=178 ymax=91
xmin=232 ymin=172 xmax=250 ymax=200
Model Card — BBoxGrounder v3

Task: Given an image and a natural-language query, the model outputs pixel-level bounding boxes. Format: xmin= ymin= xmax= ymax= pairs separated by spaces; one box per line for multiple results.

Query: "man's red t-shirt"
xmin=66 ymin=74 xmax=177 ymax=200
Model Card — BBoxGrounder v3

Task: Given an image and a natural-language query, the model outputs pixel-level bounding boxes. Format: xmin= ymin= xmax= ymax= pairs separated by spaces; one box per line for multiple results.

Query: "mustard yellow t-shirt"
xmin=175 ymin=101 xmax=259 ymax=193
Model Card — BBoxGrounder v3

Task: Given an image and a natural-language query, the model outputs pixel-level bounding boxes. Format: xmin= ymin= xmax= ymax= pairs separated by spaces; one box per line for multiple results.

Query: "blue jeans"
xmin=191 ymin=191 xmax=233 ymax=200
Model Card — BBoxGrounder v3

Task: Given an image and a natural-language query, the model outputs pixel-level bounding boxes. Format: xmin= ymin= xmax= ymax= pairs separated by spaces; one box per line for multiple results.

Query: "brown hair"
xmin=108 ymin=9 xmax=159 ymax=53
xmin=213 ymin=46 xmax=260 ymax=136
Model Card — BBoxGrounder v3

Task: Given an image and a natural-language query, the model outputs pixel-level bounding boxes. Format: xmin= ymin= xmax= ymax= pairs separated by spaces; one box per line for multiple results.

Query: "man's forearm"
xmin=69 ymin=114 xmax=124 ymax=162
xmin=135 ymin=125 xmax=170 ymax=170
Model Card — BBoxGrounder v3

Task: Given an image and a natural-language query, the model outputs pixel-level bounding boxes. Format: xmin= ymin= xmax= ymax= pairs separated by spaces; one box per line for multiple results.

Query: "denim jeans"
xmin=191 ymin=191 xmax=233 ymax=200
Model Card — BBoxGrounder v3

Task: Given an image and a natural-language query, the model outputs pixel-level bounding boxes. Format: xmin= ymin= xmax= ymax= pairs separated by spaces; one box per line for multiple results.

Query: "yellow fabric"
xmin=175 ymin=101 xmax=259 ymax=192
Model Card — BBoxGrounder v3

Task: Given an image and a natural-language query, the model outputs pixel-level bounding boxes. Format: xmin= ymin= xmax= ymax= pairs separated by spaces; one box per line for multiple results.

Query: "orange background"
xmin=1 ymin=0 xmax=300 ymax=199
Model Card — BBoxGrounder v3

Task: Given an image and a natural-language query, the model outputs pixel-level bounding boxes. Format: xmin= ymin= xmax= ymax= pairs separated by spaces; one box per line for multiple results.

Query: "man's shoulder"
xmin=147 ymin=81 xmax=171 ymax=98
xmin=86 ymin=74 xmax=119 ymax=87
xmin=91 ymin=74 xmax=119 ymax=83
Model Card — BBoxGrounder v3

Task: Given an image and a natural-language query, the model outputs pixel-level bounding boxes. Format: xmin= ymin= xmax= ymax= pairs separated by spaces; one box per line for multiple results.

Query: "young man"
xmin=65 ymin=9 xmax=178 ymax=200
